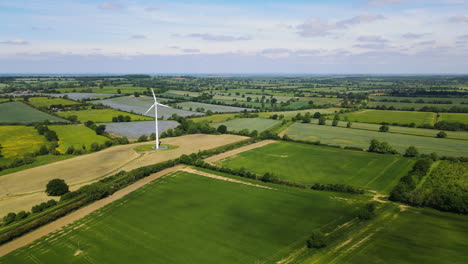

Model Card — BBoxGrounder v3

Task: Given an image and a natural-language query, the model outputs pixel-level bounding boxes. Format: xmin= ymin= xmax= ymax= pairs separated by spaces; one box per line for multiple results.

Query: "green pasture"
xmin=0 ymin=126 xmax=47 ymax=164
xmin=220 ymin=141 xmax=414 ymax=193
xmin=0 ymin=102 xmax=67 ymax=123
xmin=368 ymin=101 xmax=460 ymax=110
xmin=49 ymin=125 xmax=109 ymax=153
xmin=285 ymin=123 xmax=468 ymax=157
xmin=56 ymin=109 xmax=153 ymax=123
xmin=28 ymin=97 xmax=79 ymax=108
xmin=341 ymin=110 xmax=436 ymax=126
xmin=439 ymin=113 xmax=468 ymax=124
xmin=1 ymin=171 xmax=362 ymax=263
xmin=213 ymin=118 xmax=280 ymax=132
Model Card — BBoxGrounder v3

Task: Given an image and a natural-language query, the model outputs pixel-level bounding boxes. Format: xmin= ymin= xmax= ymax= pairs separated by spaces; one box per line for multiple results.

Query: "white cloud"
xmin=185 ymin=33 xmax=252 ymax=41
xmin=449 ymin=15 xmax=468 ymax=23
xmin=402 ymin=33 xmax=428 ymax=39
xmin=357 ymin=35 xmax=389 ymax=43
xmin=130 ymin=34 xmax=147 ymax=39
xmin=362 ymin=0 xmax=408 ymax=7
xmin=0 ymin=39 xmax=29 ymax=45
xmin=98 ymin=2 xmax=124 ymax=10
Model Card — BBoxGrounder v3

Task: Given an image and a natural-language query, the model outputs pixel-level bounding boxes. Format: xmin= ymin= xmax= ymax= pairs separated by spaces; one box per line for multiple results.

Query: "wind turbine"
xmin=144 ymin=88 xmax=171 ymax=150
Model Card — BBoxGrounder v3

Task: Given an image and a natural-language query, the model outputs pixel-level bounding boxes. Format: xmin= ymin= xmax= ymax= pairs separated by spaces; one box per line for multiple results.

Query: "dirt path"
xmin=204 ymin=140 xmax=276 ymax=164
xmin=0 ymin=134 xmax=247 ymax=216
xmin=180 ymin=167 xmax=275 ymax=190
xmin=0 ymin=165 xmax=184 ymax=257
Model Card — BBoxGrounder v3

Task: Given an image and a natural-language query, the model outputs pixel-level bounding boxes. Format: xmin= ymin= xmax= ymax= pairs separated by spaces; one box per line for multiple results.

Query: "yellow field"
xmin=0 ymin=126 xmax=46 ymax=159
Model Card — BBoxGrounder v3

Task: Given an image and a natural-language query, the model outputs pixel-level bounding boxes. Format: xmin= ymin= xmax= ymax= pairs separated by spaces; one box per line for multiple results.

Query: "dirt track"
xmin=0 ymin=134 xmax=247 ymax=216
xmin=204 ymin=140 xmax=276 ymax=164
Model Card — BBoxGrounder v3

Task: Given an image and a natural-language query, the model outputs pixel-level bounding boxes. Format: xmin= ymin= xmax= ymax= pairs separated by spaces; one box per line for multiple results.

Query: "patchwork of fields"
xmin=176 ymin=101 xmax=252 ymax=113
xmin=92 ymin=96 xmax=202 ymax=118
xmin=56 ymin=109 xmax=153 ymax=123
xmin=0 ymin=170 xmax=362 ymax=263
xmin=0 ymin=102 xmax=66 ymax=123
xmin=28 ymin=97 xmax=79 ymax=108
xmin=285 ymin=123 xmax=468 ymax=157
xmin=219 ymin=141 xmax=415 ymax=194
xmin=0 ymin=126 xmax=46 ymax=162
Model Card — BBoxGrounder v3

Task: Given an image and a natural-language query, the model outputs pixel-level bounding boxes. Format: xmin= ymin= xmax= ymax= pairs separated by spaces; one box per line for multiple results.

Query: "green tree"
xmin=379 ymin=125 xmax=389 ymax=132
xmin=3 ymin=212 xmax=17 ymax=225
xmin=138 ymin=135 xmax=148 ymax=142
xmin=436 ymin=131 xmax=447 ymax=138
xmin=46 ymin=179 xmax=69 ymax=196
xmin=404 ymin=146 xmax=419 ymax=157
xmin=38 ymin=145 xmax=49 ymax=155
xmin=313 ymin=112 xmax=321 ymax=118
xmin=318 ymin=116 xmax=326 ymax=125
xmin=307 ymin=231 xmax=327 ymax=249
xmin=217 ymin=125 xmax=227 ymax=134
xmin=149 ymin=133 xmax=156 ymax=140
xmin=347 ymin=121 xmax=352 ymax=128
xmin=332 ymin=119 xmax=338 ymax=126
xmin=0 ymin=143 xmax=3 ymax=157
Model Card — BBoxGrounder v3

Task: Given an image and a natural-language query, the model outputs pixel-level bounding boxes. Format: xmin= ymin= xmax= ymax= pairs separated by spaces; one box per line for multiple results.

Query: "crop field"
xmin=189 ymin=113 xmax=238 ymax=123
xmin=101 ymin=120 xmax=179 ymax=138
xmin=368 ymin=101 xmax=459 ymax=110
xmin=92 ymin=96 xmax=202 ymax=118
xmin=27 ymin=97 xmax=80 ymax=108
xmin=258 ymin=108 xmax=342 ymax=119
xmin=0 ymin=126 xmax=46 ymax=163
xmin=0 ymin=170 xmax=362 ymax=263
xmin=370 ymin=95 xmax=468 ymax=104
xmin=56 ymin=86 xmax=148 ymax=94
xmin=220 ymin=141 xmax=414 ymax=193
xmin=48 ymin=93 xmax=117 ymax=100
xmin=341 ymin=110 xmax=436 ymax=126
xmin=213 ymin=118 xmax=281 ymax=132
xmin=49 ymin=125 xmax=110 ymax=153
xmin=317 ymin=120 xmax=468 ymax=140
xmin=439 ymin=113 xmax=468 ymax=124
xmin=285 ymin=123 xmax=468 ymax=157
xmin=176 ymin=101 xmax=252 ymax=113
xmin=56 ymin=109 xmax=153 ymax=123
xmin=0 ymin=102 xmax=67 ymax=123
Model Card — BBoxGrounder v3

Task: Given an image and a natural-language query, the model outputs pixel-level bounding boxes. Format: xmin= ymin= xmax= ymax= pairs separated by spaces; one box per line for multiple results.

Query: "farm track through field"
xmin=204 ymin=140 xmax=276 ymax=164
xmin=0 ymin=134 xmax=248 ymax=216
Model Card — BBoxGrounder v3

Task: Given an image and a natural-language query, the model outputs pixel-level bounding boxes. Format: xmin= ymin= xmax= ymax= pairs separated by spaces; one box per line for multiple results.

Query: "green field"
xmin=56 ymin=109 xmax=153 ymax=123
xmin=0 ymin=102 xmax=67 ymax=123
xmin=49 ymin=125 xmax=110 ymax=153
xmin=286 ymin=123 xmax=468 ymax=157
xmin=317 ymin=119 xmax=468 ymax=140
xmin=439 ymin=113 xmax=468 ymax=124
xmin=1 ymin=170 xmax=363 ymax=263
xmin=0 ymin=126 xmax=46 ymax=164
xmin=213 ymin=118 xmax=281 ymax=132
xmin=28 ymin=97 xmax=79 ymax=108
xmin=341 ymin=110 xmax=436 ymax=126
xmin=220 ymin=141 xmax=414 ymax=193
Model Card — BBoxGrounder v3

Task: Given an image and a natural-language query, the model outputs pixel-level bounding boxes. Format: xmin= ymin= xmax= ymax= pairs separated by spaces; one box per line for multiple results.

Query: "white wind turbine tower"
xmin=144 ymin=88 xmax=171 ymax=150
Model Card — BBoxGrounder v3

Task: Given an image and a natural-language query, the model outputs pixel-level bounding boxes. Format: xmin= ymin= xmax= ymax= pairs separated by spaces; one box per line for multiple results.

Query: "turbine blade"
xmin=156 ymin=103 xmax=171 ymax=108
xmin=151 ymin=88 xmax=157 ymax=102
xmin=144 ymin=104 xmax=155 ymax=115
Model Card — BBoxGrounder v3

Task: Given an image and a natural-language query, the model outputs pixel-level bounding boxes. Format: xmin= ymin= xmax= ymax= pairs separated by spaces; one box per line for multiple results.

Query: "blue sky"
xmin=0 ymin=0 xmax=467 ymax=73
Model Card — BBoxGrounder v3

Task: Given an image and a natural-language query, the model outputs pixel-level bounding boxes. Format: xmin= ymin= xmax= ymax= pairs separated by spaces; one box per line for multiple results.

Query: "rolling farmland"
xmin=285 ymin=123 xmax=468 ymax=157
xmin=439 ymin=113 xmax=468 ymax=124
xmin=1 ymin=170 xmax=362 ymax=263
xmin=176 ymin=101 xmax=252 ymax=113
xmin=219 ymin=141 xmax=415 ymax=193
xmin=0 ymin=126 xmax=47 ymax=162
xmin=27 ymin=97 xmax=79 ymax=108
xmin=0 ymin=102 xmax=67 ymax=123
xmin=92 ymin=96 xmax=202 ymax=118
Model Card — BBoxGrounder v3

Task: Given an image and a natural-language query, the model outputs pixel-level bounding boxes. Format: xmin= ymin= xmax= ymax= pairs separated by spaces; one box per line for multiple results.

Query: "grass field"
xmin=189 ymin=113 xmax=238 ymax=123
xmin=56 ymin=109 xmax=153 ymax=123
xmin=219 ymin=141 xmax=414 ymax=193
xmin=0 ymin=126 xmax=46 ymax=163
xmin=49 ymin=125 xmax=110 ymax=153
xmin=303 ymin=204 xmax=468 ymax=264
xmin=286 ymin=123 xmax=468 ymax=157
xmin=48 ymin=93 xmax=117 ymax=100
xmin=317 ymin=119 xmax=468 ymax=140
xmin=213 ymin=118 xmax=281 ymax=132
xmin=0 ymin=102 xmax=67 ymax=123
xmin=92 ymin=96 xmax=202 ymax=118
xmin=28 ymin=97 xmax=79 ymax=108
xmin=439 ymin=113 xmax=468 ymax=124
xmin=341 ymin=110 xmax=436 ymax=126
xmin=1 ymin=170 xmax=362 ymax=263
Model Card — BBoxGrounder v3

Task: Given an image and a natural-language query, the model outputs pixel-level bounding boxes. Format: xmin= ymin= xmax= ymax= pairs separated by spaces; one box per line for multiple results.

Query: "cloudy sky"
xmin=0 ymin=0 xmax=467 ymax=73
